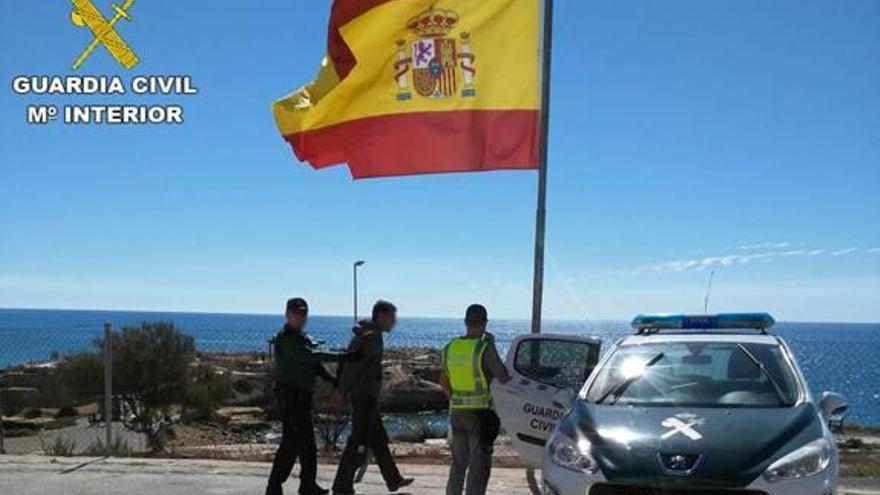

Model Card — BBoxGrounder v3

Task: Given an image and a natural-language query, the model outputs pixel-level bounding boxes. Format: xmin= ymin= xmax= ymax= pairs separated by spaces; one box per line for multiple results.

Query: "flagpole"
xmin=530 ymin=0 xmax=554 ymax=334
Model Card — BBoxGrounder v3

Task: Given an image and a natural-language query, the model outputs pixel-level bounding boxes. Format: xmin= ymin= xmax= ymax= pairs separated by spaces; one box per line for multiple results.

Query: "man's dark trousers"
xmin=267 ymin=385 xmax=318 ymax=495
xmin=332 ymin=393 xmax=403 ymax=493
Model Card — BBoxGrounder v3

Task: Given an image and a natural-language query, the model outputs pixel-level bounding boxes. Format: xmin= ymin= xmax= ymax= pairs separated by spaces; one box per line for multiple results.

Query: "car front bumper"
xmin=541 ymin=457 xmax=838 ymax=495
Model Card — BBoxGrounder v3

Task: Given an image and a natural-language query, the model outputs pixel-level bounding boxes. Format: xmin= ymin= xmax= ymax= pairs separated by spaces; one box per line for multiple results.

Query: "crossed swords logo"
xmin=70 ymin=0 xmax=139 ymax=70
xmin=661 ymin=414 xmax=705 ymax=441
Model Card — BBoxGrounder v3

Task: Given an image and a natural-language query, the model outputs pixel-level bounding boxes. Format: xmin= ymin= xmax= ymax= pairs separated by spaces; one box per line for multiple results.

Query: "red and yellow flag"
xmin=273 ymin=0 xmax=541 ymax=179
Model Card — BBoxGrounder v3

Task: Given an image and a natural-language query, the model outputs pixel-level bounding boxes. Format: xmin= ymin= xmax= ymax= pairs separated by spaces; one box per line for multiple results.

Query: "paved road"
xmin=0 ymin=455 xmax=877 ymax=495
xmin=0 ymin=455 xmax=535 ymax=495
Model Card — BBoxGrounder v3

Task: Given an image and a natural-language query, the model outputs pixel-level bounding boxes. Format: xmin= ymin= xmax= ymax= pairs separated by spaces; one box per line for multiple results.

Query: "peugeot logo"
xmin=658 ymin=453 xmax=703 ymax=476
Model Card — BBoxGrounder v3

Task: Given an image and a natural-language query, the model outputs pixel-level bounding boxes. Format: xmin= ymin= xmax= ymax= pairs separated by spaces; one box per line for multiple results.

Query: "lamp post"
xmin=353 ymin=260 xmax=365 ymax=323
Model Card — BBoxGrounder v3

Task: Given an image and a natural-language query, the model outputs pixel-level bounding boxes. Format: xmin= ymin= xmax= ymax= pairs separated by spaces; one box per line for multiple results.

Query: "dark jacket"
xmin=337 ymin=320 xmax=384 ymax=398
xmin=272 ymin=325 xmax=343 ymax=392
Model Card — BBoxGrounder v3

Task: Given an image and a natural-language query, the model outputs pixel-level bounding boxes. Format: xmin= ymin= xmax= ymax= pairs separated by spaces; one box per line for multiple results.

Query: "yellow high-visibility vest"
xmin=442 ymin=337 xmax=491 ymax=411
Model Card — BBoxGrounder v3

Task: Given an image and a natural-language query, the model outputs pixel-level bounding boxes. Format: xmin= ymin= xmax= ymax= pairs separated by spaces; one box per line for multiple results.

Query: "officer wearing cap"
xmin=266 ymin=297 xmax=356 ymax=495
xmin=441 ymin=304 xmax=511 ymax=495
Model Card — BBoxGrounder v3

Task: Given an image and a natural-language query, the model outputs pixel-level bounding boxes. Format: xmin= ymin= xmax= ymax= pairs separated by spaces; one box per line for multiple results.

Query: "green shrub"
xmin=83 ymin=436 xmax=133 ymax=457
xmin=55 ymin=321 xmax=196 ymax=453
xmin=44 ymin=416 xmax=78 ymax=430
xmin=183 ymin=365 xmax=233 ymax=420
xmin=40 ymin=435 xmax=77 ymax=456
xmin=232 ymin=378 xmax=254 ymax=394
xmin=55 ymin=352 xmax=104 ymax=402
xmin=56 ymin=405 xmax=78 ymax=418
xmin=21 ymin=408 xmax=42 ymax=419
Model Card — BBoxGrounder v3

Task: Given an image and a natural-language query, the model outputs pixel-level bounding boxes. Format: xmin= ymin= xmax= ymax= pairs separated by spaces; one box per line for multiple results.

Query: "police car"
xmin=492 ymin=313 xmax=848 ymax=495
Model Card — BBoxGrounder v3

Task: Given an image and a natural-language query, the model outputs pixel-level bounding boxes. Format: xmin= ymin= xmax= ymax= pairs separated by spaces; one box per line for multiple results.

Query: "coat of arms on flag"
xmin=394 ymin=7 xmax=476 ymax=101
xmin=273 ymin=0 xmax=540 ymax=178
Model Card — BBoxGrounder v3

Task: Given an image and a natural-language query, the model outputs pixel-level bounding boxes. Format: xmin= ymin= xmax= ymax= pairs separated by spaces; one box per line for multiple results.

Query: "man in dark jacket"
xmin=331 ymin=300 xmax=414 ymax=495
xmin=266 ymin=297 xmax=355 ymax=495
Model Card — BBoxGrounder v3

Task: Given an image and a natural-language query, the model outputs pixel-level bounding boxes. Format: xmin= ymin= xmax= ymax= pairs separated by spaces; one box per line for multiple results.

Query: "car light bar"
xmin=631 ymin=312 xmax=775 ymax=333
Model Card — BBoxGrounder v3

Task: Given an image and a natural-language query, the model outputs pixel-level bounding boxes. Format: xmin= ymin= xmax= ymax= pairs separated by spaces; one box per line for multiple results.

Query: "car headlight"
xmin=548 ymin=430 xmax=599 ymax=474
xmin=763 ymin=438 xmax=832 ymax=482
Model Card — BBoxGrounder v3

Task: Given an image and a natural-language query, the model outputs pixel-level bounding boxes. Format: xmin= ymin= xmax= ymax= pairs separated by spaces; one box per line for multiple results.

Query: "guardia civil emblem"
xmin=394 ymin=7 xmax=476 ymax=101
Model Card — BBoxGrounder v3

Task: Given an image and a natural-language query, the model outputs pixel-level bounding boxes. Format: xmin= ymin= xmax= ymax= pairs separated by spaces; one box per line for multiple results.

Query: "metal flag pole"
xmin=530 ymin=0 xmax=555 ymax=334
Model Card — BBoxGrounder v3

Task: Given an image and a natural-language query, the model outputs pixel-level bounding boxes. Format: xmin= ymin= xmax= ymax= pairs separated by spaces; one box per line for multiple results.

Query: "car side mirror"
xmin=819 ymin=391 xmax=848 ymax=432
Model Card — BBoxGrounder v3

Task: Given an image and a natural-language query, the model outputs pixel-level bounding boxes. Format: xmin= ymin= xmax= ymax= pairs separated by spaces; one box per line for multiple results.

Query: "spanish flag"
xmin=273 ymin=0 xmax=541 ymax=179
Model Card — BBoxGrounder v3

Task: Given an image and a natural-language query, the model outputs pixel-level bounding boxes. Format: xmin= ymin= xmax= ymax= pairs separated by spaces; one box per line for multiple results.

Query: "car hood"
xmin=571 ymin=400 xmax=823 ymax=487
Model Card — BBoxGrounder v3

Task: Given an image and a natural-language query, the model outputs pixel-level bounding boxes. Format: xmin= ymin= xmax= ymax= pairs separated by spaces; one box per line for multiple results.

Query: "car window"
xmin=586 ymin=342 xmax=799 ymax=407
xmin=514 ymin=339 xmax=599 ymax=390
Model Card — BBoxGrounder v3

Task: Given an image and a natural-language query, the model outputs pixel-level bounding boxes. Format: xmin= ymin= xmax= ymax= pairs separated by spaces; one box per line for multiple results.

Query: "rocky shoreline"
xmin=2 ymin=348 xmax=879 ymax=477
xmin=203 ymin=347 xmax=447 ymax=413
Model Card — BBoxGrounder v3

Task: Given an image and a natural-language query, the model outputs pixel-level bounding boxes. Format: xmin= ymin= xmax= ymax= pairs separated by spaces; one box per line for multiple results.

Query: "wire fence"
xmin=1 ymin=311 xmax=879 ymax=459
xmin=0 ymin=318 xmax=448 ymax=459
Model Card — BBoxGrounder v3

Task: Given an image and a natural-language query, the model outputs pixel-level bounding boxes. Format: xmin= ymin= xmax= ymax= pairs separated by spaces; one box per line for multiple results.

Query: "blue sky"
xmin=1 ymin=1 xmax=878 ymax=322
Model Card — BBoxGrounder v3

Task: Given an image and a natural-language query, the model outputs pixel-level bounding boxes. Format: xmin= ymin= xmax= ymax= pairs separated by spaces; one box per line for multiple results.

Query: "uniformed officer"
xmin=266 ymin=297 xmax=356 ymax=495
xmin=441 ymin=304 xmax=511 ymax=495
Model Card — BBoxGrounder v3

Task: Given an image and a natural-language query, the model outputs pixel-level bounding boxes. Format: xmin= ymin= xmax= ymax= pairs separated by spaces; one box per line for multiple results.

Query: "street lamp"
xmin=353 ymin=260 xmax=365 ymax=323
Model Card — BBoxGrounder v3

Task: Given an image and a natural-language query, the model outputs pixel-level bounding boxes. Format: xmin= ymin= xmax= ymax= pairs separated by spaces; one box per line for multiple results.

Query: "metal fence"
xmin=1 ymin=313 xmax=879 ymax=460
xmin=0 ymin=324 xmax=116 ymax=456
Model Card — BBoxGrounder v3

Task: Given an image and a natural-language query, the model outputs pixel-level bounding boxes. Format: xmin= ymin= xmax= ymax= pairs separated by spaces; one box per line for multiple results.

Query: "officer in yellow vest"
xmin=441 ymin=304 xmax=511 ymax=495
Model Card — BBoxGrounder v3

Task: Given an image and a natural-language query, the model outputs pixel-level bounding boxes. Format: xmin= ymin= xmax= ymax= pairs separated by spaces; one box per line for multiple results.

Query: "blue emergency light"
xmin=631 ymin=312 xmax=776 ymax=334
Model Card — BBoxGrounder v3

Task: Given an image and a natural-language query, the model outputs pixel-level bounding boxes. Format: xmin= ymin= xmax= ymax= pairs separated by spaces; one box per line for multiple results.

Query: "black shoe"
xmin=387 ymin=478 xmax=414 ymax=492
xmin=266 ymin=484 xmax=284 ymax=495
xmin=300 ymin=485 xmax=329 ymax=495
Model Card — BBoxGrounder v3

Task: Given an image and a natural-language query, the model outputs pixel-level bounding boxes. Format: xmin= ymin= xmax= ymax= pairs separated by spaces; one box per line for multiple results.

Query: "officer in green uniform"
xmin=266 ymin=298 xmax=356 ymax=495
xmin=441 ymin=304 xmax=511 ymax=495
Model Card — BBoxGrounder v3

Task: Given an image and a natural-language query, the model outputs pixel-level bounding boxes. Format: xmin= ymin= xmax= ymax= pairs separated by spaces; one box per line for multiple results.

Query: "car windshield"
xmin=586 ymin=341 xmax=800 ymax=407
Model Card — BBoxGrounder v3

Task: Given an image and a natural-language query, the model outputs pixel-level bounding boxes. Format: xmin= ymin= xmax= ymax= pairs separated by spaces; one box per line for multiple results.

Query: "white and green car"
xmin=493 ymin=313 xmax=848 ymax=495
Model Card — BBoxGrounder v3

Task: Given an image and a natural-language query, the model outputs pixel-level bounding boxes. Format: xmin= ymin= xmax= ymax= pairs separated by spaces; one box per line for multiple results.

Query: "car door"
xmin=491 ymin=333 xmax=601 ymax=468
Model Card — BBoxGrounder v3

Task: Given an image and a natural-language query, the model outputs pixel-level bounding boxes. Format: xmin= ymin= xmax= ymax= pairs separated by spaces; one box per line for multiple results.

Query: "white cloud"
xmin=830 ymin=247 xmax=858 ymax=256
xmin=738 ymin=242 xmax=790 ymax=251
xmin=625 ymin=245 xmax=874 ymax=275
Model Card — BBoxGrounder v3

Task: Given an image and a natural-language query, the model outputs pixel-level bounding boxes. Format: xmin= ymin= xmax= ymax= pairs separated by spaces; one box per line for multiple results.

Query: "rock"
xmin=380 ymin=364 xmax=447 ymax=413
xmin=223 ymin=371 xmax=271 ymax=407
xmin=215 ymin=406 xmax=269 ymax=431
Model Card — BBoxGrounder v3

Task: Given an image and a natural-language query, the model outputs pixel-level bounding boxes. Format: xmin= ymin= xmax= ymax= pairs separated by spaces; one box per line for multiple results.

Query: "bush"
xmin=55 ymin=321 xmax=196 ymax=453
xmin=313 ymin=377 xmax=348 ymax=452
xmin=183 ymin=365 xmax=233 ymax=420
xmin=44 ymin=417 xmax=78 ymax=430
xmin=83 ymin=436 xmax=133 ymax=456
xmin=21 ymin=408 xmax=42 ymax=419
xmin=56 ymin=405 xmax=78 ymax=418
xmin=56 ymin=352 xmax=104 ymax=402
xmin=232 ymin=379 xmax=254 ymax=395
xmin=40 ymin=435 xmax=77 ymax=456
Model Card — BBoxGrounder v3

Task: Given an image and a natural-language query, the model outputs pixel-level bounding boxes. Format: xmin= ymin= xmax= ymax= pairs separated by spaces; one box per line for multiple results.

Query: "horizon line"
xmin=1 ymin=306 xmax=878 ymax=326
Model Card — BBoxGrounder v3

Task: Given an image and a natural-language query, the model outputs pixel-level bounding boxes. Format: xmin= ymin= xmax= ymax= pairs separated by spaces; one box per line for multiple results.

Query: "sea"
xmin=1 ymin=308 xmax=878 ymax=426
